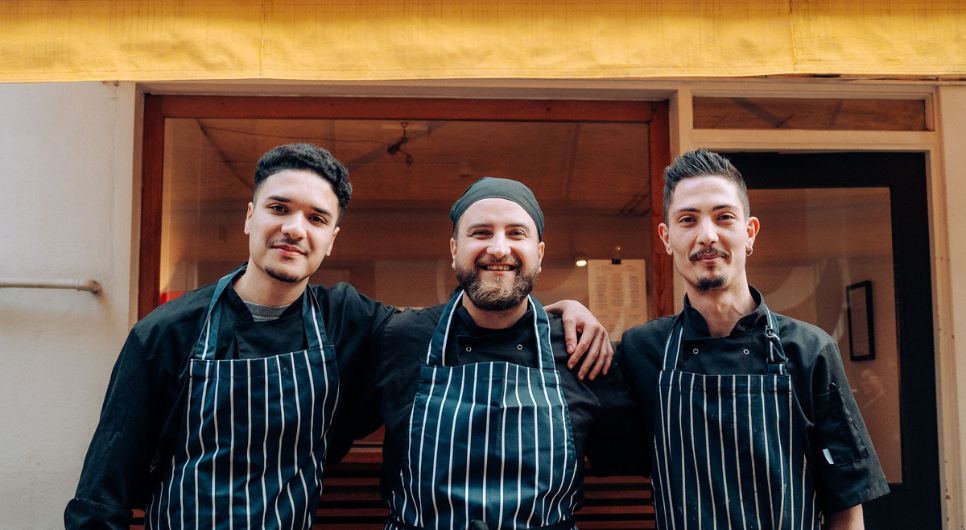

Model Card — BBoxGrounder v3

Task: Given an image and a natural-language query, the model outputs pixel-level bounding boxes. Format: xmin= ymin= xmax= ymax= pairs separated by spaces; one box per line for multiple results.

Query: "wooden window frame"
xmin=139 ymin=95 xmax=672 ymax=319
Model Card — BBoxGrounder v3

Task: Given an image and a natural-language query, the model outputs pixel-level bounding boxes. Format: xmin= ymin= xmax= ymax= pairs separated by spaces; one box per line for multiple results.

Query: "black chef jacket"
xmin=66 ymin=273 xmax=396 ymax=530
xmin=362 ymin=299 xmax=645 ymax=510
xmin=617 ymin=287 xmax=889 ymax=514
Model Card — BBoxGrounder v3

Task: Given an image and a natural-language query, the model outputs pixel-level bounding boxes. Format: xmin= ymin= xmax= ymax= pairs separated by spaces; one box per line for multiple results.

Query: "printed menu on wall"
xmin=587 ymin=259 xmax=647 ymax=338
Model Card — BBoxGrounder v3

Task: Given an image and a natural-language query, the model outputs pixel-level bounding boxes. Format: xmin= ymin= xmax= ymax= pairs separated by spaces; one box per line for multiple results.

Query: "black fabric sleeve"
xmin=370 ymin=307 xmax=444 ymax=499
xmin=611 ymin=319 xmax=673 ymax=479
xmin=324 ymin=316 xmax=394 ymax=464
xmin=319 ymin=283 xmax=399 ymax=465
xmin=807 ymin=341 xmax=889 ymax=512
xmin=65 ymin=330 xmax=180 ymax=530
xmin=582 ymin=362 xmax=649 ymax=477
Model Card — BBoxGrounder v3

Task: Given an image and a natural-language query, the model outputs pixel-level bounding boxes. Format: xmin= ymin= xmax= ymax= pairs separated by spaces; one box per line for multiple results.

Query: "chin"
xmin=265 ymin=266 xmax=306 ymax=284
xmin=695 ymin=275 xmax=727 ymax=291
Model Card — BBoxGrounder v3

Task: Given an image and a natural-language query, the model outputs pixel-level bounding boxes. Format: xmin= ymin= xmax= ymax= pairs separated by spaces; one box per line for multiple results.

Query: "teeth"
xmin=485 ymin=265 xmax=512 ymax=271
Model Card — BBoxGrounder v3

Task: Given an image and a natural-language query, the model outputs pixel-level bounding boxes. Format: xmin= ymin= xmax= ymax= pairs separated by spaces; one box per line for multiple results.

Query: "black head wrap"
xmin=450 ymin=177 xmax=545 ymax=240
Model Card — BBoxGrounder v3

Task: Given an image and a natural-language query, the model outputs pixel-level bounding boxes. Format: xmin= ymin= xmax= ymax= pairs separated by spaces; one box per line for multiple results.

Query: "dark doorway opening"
xmin=728 ymin=152 xmax=939 ymax=529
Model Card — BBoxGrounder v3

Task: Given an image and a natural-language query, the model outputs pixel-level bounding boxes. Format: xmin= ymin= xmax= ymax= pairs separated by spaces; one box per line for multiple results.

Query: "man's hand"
xmin=826 ymin=505 xmax=864 ymax=530
xmin=543 ymin=300 xmax=613 ymax=380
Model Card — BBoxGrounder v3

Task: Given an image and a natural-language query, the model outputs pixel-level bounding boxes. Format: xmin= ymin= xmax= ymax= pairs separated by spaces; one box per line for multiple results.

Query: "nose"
xmin=281 ymin=215 xmax=307 ymax=240
xmin=486 ymin=233 xmax=511 ymax=258
xmin=696 ymin=217 xmax=719 ymax=246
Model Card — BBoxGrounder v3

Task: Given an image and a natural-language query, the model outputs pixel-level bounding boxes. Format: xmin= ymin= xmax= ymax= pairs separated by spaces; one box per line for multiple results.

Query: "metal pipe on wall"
xmin=0 ymin=278 xmax=101 ymax=293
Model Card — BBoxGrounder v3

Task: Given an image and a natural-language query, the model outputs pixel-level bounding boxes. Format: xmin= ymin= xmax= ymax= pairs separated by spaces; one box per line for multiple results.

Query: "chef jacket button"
xmin=743 ymin=349 xmax=750 ymax=355
xmin=517 ymin=344 xmax=523 ymax=350
xmin=692 ymin=348 xmax=699 ymax=354
xmin=465 ymin=347 xmax=472 ymax=352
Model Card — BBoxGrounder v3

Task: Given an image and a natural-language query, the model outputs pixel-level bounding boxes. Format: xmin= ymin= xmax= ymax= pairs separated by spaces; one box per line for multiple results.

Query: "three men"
xmin=618 ymin=149 xmax=888 ymax=529
xmin=66 ymin=145 xmax=610 ymax=530
xmin=364 ymin=178 xmax=641 ymax=530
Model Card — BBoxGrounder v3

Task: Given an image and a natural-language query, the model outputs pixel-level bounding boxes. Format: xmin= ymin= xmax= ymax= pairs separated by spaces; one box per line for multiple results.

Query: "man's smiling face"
xmin=659 ymin=175 xmax=758 ymax=294
xmin=450 ymin=198 xmax=545 ymax=312
xmin=244 ymin=169 xmax=341 ymax=290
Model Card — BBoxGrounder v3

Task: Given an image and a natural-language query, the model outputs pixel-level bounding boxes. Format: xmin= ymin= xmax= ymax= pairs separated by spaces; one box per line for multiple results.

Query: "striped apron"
xmin=146 ymin=269 xmax=340 ymax=530
xmin=387 ymin=292 xmax=580 ymax=530
xmin=652 ymin=309 xmax=819 ymax=530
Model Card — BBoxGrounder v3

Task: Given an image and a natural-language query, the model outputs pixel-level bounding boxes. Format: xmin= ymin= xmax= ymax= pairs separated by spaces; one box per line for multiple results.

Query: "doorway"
xmin=728 ymin=152 xmax=940 ymax=529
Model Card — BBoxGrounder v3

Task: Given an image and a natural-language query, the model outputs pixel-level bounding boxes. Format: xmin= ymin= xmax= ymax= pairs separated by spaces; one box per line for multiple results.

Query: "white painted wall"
xmin=0 ymin=82 xmax=138 ymax=529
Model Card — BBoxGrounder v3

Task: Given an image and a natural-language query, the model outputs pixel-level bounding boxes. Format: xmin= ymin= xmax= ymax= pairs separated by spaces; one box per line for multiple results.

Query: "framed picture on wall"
xmin=846 ymin=281 xmax=875 ymax=361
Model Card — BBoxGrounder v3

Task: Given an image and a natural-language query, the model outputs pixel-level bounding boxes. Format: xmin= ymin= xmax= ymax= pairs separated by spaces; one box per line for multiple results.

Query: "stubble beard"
xmin=264 ymin=266 xmax=302 ymax=284
xmin=456 ymin=260 xmax=538 ymax=312
xmin=262 ymin=235 xmax=310 ymax=284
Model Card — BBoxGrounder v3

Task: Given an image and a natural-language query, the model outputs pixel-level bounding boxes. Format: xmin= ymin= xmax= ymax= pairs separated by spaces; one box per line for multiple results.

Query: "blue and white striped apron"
xmin=652 ymin=309 xmax=819 ymax=530
xmin=146 ymin=269 xmax=340 ymax=530
xmin=387 ymin=292 xmax=580 ymax=530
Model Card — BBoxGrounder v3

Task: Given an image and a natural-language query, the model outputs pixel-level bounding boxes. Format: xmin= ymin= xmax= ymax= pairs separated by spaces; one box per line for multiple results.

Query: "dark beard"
xmin=456 ymin=262 xmax=538 ymax=311
xmin=264 ymin=266 xmax=301 ymax=283
xmin=696 ymin=275 xmax=725 ymax=291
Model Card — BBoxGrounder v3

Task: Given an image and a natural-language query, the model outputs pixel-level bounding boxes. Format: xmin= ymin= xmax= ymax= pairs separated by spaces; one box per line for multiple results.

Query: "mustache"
xmin=689 ymin=248 xmax=729 ymax=261
xmin=476 ymin=256 xmax=521 ymax=268
xmin=269 ymin=236 xmax=307 ymax=254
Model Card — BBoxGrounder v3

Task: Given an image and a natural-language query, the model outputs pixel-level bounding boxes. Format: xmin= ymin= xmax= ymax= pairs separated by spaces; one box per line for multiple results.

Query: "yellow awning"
xmin=2 ymin=0 xmax=964 ymax=83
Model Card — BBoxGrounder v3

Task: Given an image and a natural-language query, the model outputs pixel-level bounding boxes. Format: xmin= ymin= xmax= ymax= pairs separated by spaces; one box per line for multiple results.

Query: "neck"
xmin=462 ymin=293 xmax=529 ymax=329
xmin=685 ymin=280 xmax=756 ymax=338
xmin=233 ymin=266 xmax=307 ymax=307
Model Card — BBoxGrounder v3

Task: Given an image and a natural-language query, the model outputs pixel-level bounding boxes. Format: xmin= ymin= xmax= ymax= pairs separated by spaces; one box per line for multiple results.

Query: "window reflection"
xmin=749 ymin=187 xmax=900 ymax=482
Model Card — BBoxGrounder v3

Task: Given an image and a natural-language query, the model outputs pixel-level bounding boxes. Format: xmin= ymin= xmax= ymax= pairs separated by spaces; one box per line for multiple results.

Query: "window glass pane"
xmin=694 ymin=97 xmax=927 ymax=131
xmin=161 ymin=118 xmax=652 ymax=330
xmin=748 ymin=187 xmax=901 ymax=482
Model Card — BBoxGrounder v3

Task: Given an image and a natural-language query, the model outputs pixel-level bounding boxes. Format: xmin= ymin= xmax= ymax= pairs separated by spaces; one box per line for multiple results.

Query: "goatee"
xmin=695 ymin=275 xmax=726 ymax=291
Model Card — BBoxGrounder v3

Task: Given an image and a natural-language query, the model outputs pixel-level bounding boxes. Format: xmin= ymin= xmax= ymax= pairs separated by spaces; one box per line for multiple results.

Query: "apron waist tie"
xmin=387 ymin=517 xmax=577 ymax=530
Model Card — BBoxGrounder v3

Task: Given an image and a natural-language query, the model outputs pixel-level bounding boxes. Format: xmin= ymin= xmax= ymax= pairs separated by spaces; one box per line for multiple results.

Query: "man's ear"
xmin=746 ymin=216 xmax=760 ymax=248
xmin=450 ymin=238 xmax=458 ymax=270
xmin=658 ymin=223 xmax=672 ymax=255
xmin=244 ymin=203 xmax=254 ymax=235
xmin=538 ymin=241 xmax=545 ymax=273
xmin=325 ymin=227 xmax=341 ymax=256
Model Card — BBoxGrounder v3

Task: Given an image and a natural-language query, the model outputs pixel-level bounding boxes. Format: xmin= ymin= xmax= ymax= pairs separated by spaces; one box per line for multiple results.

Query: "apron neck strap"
xmin=661 ymin=313 xmax=687 ymax=371
xmin=427 ymin=291 xmax=555 ymax=369
xmin=764 ymin=308 xmax=787 ymax=373
xmin=193 ymin=264 xmax=328 ymax=360
xmin=662 ymin=305 xmax=787 ymax=372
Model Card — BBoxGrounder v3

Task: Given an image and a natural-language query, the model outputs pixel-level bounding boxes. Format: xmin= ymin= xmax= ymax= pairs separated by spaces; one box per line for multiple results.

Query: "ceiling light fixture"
xmin=387 ymin=121 xmax=414 ymax=166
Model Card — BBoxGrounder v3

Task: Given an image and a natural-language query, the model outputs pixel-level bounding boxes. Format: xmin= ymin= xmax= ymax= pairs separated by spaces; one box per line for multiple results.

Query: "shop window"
xmin=693 ymin=97 xmax=928 ymax=131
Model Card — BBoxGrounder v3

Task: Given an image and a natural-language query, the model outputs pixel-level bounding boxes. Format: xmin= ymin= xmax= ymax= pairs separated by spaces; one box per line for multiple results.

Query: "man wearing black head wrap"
xmin=356 ymin=177 xmax=645 ymax=530
xmin=449 ymin=176 xmax=546 ymax=239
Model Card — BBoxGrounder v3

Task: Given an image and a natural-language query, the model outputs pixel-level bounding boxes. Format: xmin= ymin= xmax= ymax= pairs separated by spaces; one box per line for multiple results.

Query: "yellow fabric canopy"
xmin=2 ymin=0 xmax=964 ymax=83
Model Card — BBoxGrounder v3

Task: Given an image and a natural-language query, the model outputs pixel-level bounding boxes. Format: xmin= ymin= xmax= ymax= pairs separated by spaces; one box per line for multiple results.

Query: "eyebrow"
xmin=464 ymin=221 xmax=532 ymax=232
xmin=267 ymin=195 xmax=333 ymax=217
xmin=675 ymin=204 xmax=738 ymax=214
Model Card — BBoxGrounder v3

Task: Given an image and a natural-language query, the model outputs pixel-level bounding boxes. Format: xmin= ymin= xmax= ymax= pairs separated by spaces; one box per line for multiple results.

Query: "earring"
xmin=746 ymin=245 xmax=754 ymax=256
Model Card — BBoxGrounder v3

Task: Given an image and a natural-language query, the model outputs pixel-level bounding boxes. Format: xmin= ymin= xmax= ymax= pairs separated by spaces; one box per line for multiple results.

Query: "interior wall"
xmin=161 ymin=118 xmax=242 ymax=293
xmin=0 ymin=82 xmax=138 ymax=529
